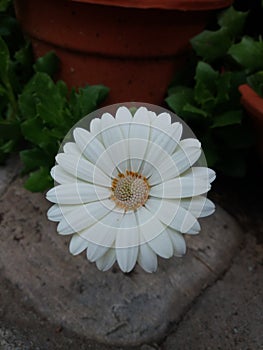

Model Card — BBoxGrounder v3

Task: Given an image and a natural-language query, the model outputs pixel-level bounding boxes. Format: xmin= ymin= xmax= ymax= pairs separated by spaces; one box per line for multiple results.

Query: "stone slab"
xmin=0 ymin=179 xmax=242 ymax=347
xmin=162 ymin=235 xmax=263 ymax=350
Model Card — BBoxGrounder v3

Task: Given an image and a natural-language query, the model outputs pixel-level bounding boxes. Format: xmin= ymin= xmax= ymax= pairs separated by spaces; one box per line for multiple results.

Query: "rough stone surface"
xmin=162 ymin=235 xmax=263 ymax=350
xmin=0 ymin=179 xmax=242 ymax=347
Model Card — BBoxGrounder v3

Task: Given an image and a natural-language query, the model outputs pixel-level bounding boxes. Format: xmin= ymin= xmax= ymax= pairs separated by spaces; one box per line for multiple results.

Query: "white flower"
xmin=46 ymin=106 xmax=215 ymax=273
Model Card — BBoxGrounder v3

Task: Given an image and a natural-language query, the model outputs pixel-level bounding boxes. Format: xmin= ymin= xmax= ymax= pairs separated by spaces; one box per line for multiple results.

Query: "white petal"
xmin=129 ymin=107 xmax=151 ymax=172
xmin=167 ymin=228 xmax=186 ymax=256
xmin=86 ymin=243 xmax=109 ymax=262
xmin=73 ymin=128 xmax=115 ymax=174
xmin=63 ymin=142 xmax=81 ymax=156
xmin=100 ymin=113 xmax=123 ymax=147
xmin=136 ymin=206 xmax=173 ymax=257
xmin=150 ymin=167 xmax=212 ymax=199
xmin=90 ymin=118 xmax=102 ymax=136
xmin=146 ymin=230 xmax=173 ymax=259
xmin=69 ymin=234 xmax=89 ymax=255
xmin=47 ymin=204 xmax=72 ymax=222
xmin=180 ymin=196 xmax=215 ymax=218
xmin=46 ymin=183 xmax=110 ymax=204
xmin=138 ymin=243 xmax=158 ymax=273
xmin=51 ymin=165 xmax=76 ymax=184
xmin=115 ymin=106 xmax=132 ymax=139
xmin=57 ymin=199 xmax=114 ymax=234
xmin=47 ymin=204 xmax=61 ymax=222
xmin=208 ymin=168 xmax=216 ymax=183
xmin=146 ymin=197 xmax=200 ymax=234
xmin=55 ymin=153 xmax=111 ymax=187
xmin=96 ymin=248 xmax=116 ymax=271
xmin=115 ymin=212 xmax=139 ymax=273
xmin=150 ymin=122 xmax=182 ymax=156
xmin=115 ymin=106 xmax=132 ymax=123
xmin=136 ymin=206 xmax=165 ymax=242
xmin=98 ymin=136 xmax=129 ymax=174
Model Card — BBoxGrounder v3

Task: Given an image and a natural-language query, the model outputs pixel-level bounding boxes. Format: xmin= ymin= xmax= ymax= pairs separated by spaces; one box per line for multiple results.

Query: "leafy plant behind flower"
xmin=0 ymin=1 xmax=109 ymax=192
xmin=166 ymin=5 xmax=263 ymax=177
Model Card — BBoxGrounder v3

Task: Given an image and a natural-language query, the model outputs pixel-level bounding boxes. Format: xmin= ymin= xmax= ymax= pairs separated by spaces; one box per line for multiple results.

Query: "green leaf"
xmin=24 ymin=166 xmax=53 ymax=192
xmin=19 ymin=72 xmax=66 ymax=126
xmin=218 ymin=6 xmax=248 ymax=38
xmin=0 ymin=35 xmax=9 ymax=83
xmin=33 ymin=51 xmax=60 ymax=77
xmin=21 ymin=117 xmax=54 ymax=147
xmin=211 ymin=110 xmax=243 ymax=128
xmin=20 ymin=148 xmax=49 ymax=173
xmin=0 ymin=139 xmax=15 ymax=153
xmin=215 ymin=72 xmax=232 ymax=105
xmin=183 ymin=103 xmax=208 ymax=117
xmin=194 ymin=62 xmax=219 ymax=108
xmin=191 ymin=27 xmax=232 ymax=62
xmin=228 ymin=36 xmax=263 ymax=72
xmin=165 ymin=86 xmax=194 ymax=117
xmin=247 ymin=71 xmax=263 ymax=97
xmin=70 ymin=84 xmax=109 ymax=121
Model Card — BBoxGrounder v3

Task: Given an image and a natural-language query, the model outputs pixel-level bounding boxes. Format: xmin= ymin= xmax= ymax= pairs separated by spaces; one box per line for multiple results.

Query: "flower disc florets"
xmin=111 ymin=170 xmax=149 ymax=211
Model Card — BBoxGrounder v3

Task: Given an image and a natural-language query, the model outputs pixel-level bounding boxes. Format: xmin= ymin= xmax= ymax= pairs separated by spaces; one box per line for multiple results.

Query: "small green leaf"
xmin=70 ymin=84 xmax=109 ymax=121
xmin=194 ymin=62 xmax=219 ymax=108
xmin=0 ymin=139 xmax=15 ymax=153
xmin=0 ymin=35 xmax=9 ymax=82
xmin=183 ymin=103 xmax=208 ymax=117
xmin=247 ymin=71 xmax=263 ymax=97
xmin=20 ymin=148 xmax=49 ymax=173
xmin=24 ymin=166 xmax=53 ymax=192
xmin=218 ymin=6 xmax=248 ymax=38
xmin=19 ymin=72 xmax=66 ymax=126
xmin=33 ymin=51 xmax=60 ymax=77
xmin=211 ymin=110 xmax=243 ymax=128
xmin=191 ymin=27 xmax=232 ymax=62
xmin=21 ymin=117 xmax=54 ymax=148
xmin=165 ymin=86 xmax=194 ymax=117
xmin=228 ymin=36 xmax=263 ymax=72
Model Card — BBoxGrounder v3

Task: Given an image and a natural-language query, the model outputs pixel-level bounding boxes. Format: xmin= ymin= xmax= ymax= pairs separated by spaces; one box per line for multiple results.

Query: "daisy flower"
xmin=46 ymin=106 xmax=215 ymax=273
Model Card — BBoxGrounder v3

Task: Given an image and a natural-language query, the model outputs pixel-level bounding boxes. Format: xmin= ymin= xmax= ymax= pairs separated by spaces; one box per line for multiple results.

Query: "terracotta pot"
xmin=15 ymin=0 xmax=233 ymax=104
xmin=239 ymin=84 xmax=263 ymax=158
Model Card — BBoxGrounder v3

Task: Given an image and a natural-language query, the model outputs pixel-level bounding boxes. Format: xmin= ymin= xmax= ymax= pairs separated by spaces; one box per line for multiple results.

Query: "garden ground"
xmin=0 ymin=156 xmax=262 ymax=350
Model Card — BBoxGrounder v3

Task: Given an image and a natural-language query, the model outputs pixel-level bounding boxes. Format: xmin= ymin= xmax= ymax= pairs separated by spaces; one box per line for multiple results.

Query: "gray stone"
xmin=162 ymin=235 xmax=263 ymax=350
xmin=0 ymin=179 xmax=242 ymax=347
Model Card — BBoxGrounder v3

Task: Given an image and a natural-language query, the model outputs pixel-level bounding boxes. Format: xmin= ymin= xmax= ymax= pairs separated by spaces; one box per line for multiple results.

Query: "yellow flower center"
xmin=111 ymin=170 xmax=149 ymax=211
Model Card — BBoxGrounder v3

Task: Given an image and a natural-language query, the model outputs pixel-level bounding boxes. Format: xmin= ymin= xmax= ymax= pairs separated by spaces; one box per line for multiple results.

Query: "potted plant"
xmin=14 ymin=0 xmax=233 ymax=104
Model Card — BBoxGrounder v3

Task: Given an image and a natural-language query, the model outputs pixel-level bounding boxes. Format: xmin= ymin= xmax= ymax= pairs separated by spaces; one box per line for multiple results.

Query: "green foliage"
xmin=18 ymin=72 xmax=109 ymax=191
xmin=166 ymin=5 xmax=257 ymax=177
xmin=0 ymin=3 xmax=109 ymax=191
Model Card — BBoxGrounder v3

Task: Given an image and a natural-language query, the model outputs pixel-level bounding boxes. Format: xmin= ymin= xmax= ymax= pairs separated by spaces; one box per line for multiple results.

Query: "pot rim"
xmin=239 ymin=84 xmax=263 ymax=122
xmin=70 ymin=0 xmax=233 ymax=10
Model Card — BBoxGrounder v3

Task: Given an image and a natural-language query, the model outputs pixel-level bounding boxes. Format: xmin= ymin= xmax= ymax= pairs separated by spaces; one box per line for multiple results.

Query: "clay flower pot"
xmin=239 ymin=84 xmax=263 ymax=158
xmin=15 ymin=0 xmax=233 ymax=104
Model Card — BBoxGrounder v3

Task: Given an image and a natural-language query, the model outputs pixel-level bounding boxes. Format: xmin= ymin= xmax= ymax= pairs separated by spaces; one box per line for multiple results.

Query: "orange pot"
xmin=239 ymin=84 xmax=263 ymax=159
xmin=15 ymin=0 xmax=233 ymax=104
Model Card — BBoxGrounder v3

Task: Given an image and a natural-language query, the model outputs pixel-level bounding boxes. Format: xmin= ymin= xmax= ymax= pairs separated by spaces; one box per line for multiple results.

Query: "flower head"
xmin=46 ymin=106 xmax=215 ymax=273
